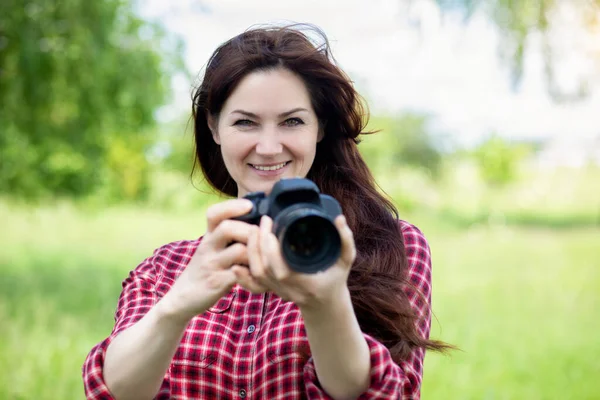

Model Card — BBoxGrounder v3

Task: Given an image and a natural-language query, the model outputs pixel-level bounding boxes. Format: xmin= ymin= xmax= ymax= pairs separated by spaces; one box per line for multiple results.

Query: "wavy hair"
xmin=192 ymin=24 xmax=450 ymax=362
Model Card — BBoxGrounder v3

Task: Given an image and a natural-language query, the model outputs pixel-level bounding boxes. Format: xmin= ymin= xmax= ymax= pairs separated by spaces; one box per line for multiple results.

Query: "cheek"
xmin=299 ymin=136 xmax=319 ymax=158
xmin=220 ymin=134 xmax=254 ymax=162
xmin=289 ymin=128 xmax=319 ymax=153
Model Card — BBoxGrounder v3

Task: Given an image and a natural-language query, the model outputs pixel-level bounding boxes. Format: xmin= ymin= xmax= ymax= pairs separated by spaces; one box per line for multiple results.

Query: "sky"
xmin=139 ymin=0 xmax=600 ymax=147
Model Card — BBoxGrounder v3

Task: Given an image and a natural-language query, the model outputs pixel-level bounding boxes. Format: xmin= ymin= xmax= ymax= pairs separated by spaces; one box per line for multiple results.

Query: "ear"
xmin=317 ymin=121 xmax=326 ymax=143
xmin=207 ymin=113 xmax=220 ymax=145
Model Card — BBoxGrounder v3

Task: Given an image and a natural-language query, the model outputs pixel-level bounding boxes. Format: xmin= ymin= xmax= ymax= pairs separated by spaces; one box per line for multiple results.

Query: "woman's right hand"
xmin=159 ymin=198 xmax=259 ymax=324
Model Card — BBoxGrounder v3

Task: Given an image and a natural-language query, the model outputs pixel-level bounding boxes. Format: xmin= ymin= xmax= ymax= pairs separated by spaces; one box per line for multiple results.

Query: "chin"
xmin=258 ymin=181 xmax=278 ymax=194
xmin=240 ymin=181 xmax=275 ymax=196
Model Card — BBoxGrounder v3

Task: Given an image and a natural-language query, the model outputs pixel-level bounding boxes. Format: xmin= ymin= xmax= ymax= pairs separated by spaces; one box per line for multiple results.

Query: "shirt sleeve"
xmin=82 ymin=249 xmax=164 ymax=399
xmin=303 ymin=222 xmax=432 ymax=400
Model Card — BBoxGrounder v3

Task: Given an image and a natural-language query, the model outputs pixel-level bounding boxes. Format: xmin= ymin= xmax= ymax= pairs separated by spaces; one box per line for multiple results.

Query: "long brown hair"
xmin=192 ymin=24 xmax=450 ymax=363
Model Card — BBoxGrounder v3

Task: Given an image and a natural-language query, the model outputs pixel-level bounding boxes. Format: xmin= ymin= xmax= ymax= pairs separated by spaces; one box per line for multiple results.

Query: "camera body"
xmin=234 ymin=178 xmax=342 ymax=274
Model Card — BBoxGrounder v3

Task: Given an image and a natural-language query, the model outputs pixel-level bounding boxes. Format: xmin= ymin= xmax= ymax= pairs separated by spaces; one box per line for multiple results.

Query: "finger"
xmin=208 ymin=269 xmax=238 ymax=291
xmin=208 ymin=219 xmax=257 ymax=249
xmin=206 ymin=199 xmax=254 ymax=232
xmin=248 ymin=225 xmax=267 ymax=280
xmin=260 ymin=216 xmax=289 ymax=280
xmin=259 ymin=216 xmax=272 ymax=267
xmin=335 ymin=215 xmax=356 ymax=265
xmin=232 ymin=265 xmax=268 ymax=294
xmin=213 ymin=242 xmax=249 ymax=270
xmin=266 ymin=233 xmax=292 ymax=281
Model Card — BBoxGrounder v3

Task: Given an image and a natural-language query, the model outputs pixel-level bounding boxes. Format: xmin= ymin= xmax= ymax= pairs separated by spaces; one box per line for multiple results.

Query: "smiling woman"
xmin=82 ymin=23 xmax=452 ymax=400
xmin=206 ymin=68 xmax=322 ymax=197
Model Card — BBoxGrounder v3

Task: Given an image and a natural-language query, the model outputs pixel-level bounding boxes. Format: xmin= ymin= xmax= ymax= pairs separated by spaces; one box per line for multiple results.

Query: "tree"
xmin=472 ymin=134 xmax=529 ymax=187
xmin=0 ymin=0 xmax=185 ymax=199
xmin=432 ymin=0 xmax=600 ymax=102
xmin=361 ymin=113 xmax=445 ymax=178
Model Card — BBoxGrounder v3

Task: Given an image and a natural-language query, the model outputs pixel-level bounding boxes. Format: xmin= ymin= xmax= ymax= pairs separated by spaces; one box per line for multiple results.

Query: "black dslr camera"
xmin=233 ymin=178 xmax=342 ymax=274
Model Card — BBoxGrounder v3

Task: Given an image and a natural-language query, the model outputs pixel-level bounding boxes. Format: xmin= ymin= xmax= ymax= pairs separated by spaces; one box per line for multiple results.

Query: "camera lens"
xmin=276 ymin=207 xmax=341 ymax=274
xmin=287 ymin=216 xmax=328 ymax=257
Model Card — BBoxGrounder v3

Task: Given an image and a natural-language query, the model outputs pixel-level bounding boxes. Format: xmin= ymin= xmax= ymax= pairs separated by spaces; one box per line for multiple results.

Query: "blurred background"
xmin=1 ymin=0 xmax=598 ymax=398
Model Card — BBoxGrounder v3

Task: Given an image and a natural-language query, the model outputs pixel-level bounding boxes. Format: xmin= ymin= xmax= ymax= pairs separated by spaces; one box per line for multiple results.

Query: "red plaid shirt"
xmin=83 ymin=220 xmax=432 ymax=399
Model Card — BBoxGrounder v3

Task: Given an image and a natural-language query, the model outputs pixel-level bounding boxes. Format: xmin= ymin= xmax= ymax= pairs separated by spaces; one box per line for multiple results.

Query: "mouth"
xmin=249 ymin=161 xmax=291 ymax=171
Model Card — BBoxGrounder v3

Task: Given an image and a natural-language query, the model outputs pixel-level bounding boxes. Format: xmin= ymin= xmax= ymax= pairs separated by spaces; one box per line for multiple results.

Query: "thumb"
xmin=232 ymin=265 xmax=268 ymax=294
xmin=221 ymin=269 xmax=239 ymax=289
xmin=336 ymin=215 xmax=356 ymax=265
xmin=207 ymin=269 xmax=237 ymax=292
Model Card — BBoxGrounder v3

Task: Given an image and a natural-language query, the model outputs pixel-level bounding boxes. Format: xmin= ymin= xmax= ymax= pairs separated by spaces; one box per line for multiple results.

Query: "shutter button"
xmin=239 ymin=389 xmax=247 ymax=398
xmin=247 ymin=325 xmax=256 ymax=333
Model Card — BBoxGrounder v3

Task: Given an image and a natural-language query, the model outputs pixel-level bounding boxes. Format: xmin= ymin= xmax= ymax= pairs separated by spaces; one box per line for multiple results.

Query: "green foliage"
xmin=0 ymin=0 xmax=186 ymax=200
xmin=472 ymin=134 xmax=530 ymax=187
xmin=104 ymin=134 xmax=152 ymax=201
xmin=434 ymin=0 xmax=600 ymax=101
xmin=360 ymin=113 xmax=444 ymax=177
xmin=157 ymin=117 xmax=198 ymax=176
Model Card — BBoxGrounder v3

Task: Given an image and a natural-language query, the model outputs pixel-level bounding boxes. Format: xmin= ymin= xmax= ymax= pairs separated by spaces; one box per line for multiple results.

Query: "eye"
xmin=233 ymin=119 xmax=255 ymax=127
xmin=283 ymin=117 xmax=304 ymax=127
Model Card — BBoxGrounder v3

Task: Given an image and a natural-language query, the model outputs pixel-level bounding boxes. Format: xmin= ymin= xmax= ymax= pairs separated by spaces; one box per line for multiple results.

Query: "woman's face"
xmin=210 ymin=68 xmax=322 ymax=198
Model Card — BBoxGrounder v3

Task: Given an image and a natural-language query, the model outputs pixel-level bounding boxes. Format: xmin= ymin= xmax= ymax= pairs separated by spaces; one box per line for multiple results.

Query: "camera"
xmin=233 ymin=178 xmax=342 ymax=274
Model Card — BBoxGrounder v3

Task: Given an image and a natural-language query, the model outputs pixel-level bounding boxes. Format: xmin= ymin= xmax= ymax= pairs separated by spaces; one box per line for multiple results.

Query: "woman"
xmin=83 ymin=24 xmax=449 ymax=399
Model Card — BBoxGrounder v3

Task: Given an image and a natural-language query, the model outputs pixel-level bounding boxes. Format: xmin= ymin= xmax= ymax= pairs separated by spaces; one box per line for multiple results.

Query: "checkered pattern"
xmin=83 ymin=220 xmax=432 ymax=399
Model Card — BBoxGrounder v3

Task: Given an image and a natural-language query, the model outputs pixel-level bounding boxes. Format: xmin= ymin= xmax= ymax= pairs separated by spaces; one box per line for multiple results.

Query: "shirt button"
xmin=247 ymin=325 xmax=256 ymax=333
xmin=239 ymin=389 xmax=247 ymax=398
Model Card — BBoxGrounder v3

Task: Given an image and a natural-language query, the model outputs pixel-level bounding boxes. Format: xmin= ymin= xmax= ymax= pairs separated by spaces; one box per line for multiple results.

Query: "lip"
xmin=249 ymin=161 xmax=289 ymax=167
xmin=248 ymin=161 xmax=291 ymax=177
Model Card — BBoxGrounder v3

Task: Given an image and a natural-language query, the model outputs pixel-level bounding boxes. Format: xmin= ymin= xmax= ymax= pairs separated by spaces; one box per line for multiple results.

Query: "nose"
xmin=255 ymin=128 xmax=283 ymax=156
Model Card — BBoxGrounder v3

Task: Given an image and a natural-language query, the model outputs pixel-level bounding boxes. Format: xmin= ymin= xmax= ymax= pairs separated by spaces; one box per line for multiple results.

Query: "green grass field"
xmin=0 ymin=201 xmax=598 ymax=399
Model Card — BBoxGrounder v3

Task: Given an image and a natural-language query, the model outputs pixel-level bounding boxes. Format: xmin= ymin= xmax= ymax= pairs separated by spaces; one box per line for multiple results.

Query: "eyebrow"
xmin=230 ymin=108 xmax=309 ymax=118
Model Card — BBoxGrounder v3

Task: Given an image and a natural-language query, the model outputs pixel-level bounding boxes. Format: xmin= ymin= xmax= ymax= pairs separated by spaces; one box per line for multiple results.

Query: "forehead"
xmin=221 ymin=68 xmax=313 ymax=114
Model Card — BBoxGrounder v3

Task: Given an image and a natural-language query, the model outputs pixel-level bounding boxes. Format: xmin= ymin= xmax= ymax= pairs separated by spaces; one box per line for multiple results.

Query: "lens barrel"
xmin=274 ymin=204 xmax=341 ymax=274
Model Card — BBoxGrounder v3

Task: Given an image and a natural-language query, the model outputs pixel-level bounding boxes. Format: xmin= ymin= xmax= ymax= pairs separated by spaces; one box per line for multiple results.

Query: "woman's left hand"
xmin=233 ymin=214 xmax=356 ymax=310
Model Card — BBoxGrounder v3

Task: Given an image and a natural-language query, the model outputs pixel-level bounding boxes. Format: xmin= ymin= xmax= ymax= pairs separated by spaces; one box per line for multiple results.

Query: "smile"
xmin=249 ymin=161 xmax=290 ymax=171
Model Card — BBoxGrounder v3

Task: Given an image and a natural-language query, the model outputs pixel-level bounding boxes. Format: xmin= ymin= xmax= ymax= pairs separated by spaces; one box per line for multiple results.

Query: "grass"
xmin=374 ymin=163 xmax=600 ymax=229
xmin=0 ymin=201 xmax=598 ymax=399
xmin=0 ymin=202 xmax=209 ymax=399
xmin=419 ymin=222 xmax=600 ymax=399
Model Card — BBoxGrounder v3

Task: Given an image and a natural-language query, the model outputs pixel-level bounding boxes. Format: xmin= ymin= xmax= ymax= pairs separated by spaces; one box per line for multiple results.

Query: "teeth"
xmin=252 ymin=162 xmax=287 ymax=171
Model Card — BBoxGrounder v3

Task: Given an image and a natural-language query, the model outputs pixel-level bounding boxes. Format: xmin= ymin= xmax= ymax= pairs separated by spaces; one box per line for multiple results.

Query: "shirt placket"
xmin=236 ymin=291 xmax=266 ymax=399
